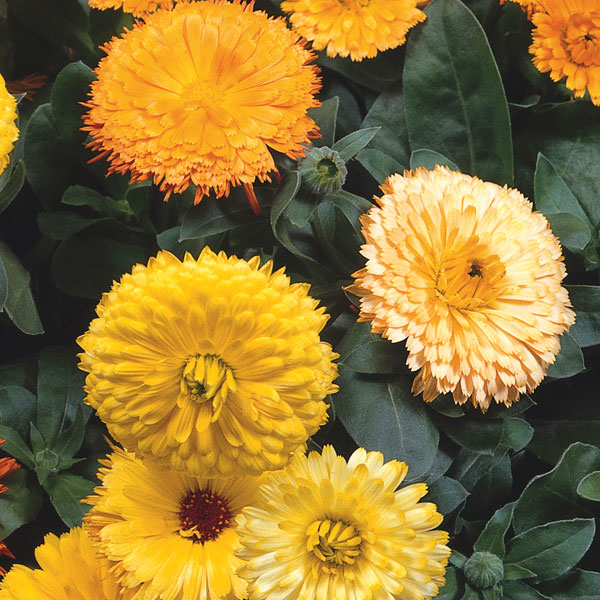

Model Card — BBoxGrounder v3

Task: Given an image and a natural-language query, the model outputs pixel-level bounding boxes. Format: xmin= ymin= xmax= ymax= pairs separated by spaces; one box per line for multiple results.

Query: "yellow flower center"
xmin=180 ymin=80 xmax=224 ymax=112
xmin=179 ymin=488 xmax=232 ymax=543
xmin=181 ymin=354 xmax=236 ymax=421
xmin=563 ymin=13 xmax=600 ymax=66
xmin=306 ymin=519 xmax=362 ymax=570
xmin=435 ymin=249 xmax=506 ymax=311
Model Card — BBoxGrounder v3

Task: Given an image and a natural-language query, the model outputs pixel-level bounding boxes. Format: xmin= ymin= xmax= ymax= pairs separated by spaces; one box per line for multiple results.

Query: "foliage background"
xmin=1 ymin=0 xmax=600 ymax=597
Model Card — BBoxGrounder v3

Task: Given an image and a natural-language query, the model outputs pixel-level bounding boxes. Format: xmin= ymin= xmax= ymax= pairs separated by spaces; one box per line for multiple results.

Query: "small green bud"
xmin=464 ymin=551 xmax=504 ymax=590
xmin=299 ymin=146 xmax=347 ymax=196
xmin=35 ymin=448 xmax=60 ymax=470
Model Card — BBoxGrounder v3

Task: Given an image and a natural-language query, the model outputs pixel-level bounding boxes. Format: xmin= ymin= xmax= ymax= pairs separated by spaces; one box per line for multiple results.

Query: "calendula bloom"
xmin=84 ymin=447 xmax=262 ymax=600
xmin=78 ymin=248 xmax=338 ymax=477
xmin=83 ymin=0 xmax=321 ymax=213
xmin=281 ymin=0 xmax=426 ymax=61
xmin=499 ymin=0 xmax=542 ymax=18
xmin=0 ymin=75 xmax=18 ymax=175
xmin=237 ymin=446 xmax=450 ymax=600
xmin=0 ymin=440 xmax=19 ymax=495
xmin=0 ymin=542 xmax=14 ymax=579
xmin=88 ymin=0 xmax=173 ymax=17
xmin=0 ymin=527 xmax=135 ymax=600
xmin=348 ymin=166 xmax=575 ymax=411
xmin=530 ymin=0 xmax=600 ymax=105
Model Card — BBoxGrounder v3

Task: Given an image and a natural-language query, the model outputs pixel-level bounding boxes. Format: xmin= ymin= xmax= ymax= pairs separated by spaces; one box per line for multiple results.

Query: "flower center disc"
xmin=179 ymin=488 xmax=232 ymax=543
xmin=306 ymin=519 xmax=362 ymax=568
xmin=181 ymin=354 xmax=236 ymax=420
xmin=563 ymin=13 xmax=600 ymax=66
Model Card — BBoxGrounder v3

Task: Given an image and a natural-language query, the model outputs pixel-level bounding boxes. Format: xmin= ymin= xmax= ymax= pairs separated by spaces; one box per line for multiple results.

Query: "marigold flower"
xmin=84 ymin=447 xmax=262 ymax=600
xmin=0 ymin=440 xmax=19 ymax=495
xmin=0 ymin=543 xmax=14 ymax=579
xmin=281 ymin=0 xmax=426 ymax=61
xmin=0 ymin=527 xmax=134 ymax=600
xmin=237 ymin=445 xmax=450 ymax=600
xmin=530 ymin=0 xmax=600 ymax=104
xmin=78 ymin=248 xmax=338 ymax=477
xmin=348 ymin=166 xmax=575 ymax=411
xmin=0 ymin=75 xmax=18 ymax=176
xmin=499 ymin=0 xmax=542 ymax=18
xmin=88 ymin=0 xmax=173 ymax=17
xmin=82 ymin=0 xmax=321 ymax=213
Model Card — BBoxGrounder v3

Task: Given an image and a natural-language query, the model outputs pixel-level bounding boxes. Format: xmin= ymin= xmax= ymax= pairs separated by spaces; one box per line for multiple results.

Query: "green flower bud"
xmin=299 ymin=146 xmax=347 ymax=195
xmin=464 ymin=551 xmax=504 ymax=590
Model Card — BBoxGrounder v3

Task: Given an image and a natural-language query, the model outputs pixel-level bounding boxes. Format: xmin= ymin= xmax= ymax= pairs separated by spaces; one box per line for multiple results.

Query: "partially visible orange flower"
xmin=530 ymin=0 xmax=600 ymax=104
xmin=83 ymin=0 xmax=321 ymax=213
xmin=349 ymin=166 xmax=575 ymax=412
xmin=88 ymin=0 xmax=173 ymax=16
xmin=5 ymin=74 xmax=47 ymax=101
xmin=281 ymin=0 xmax=426 ymax=61
xmin=0 ymin=542 xmax=14 ymax=578
xmin=0 ymin=440 xmax=19 ymax=495
xmin=499 ymin=0 xmax=543 ymax=18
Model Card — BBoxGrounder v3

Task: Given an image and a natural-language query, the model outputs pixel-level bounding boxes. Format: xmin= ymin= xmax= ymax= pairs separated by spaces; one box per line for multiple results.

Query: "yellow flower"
xmin=88 ymin=0 xmax=173 ymax=17
xmin=83 ymin=0 xmax=321 ymax=213
xmin=0 ymin=74 xmax=18 ymax=176
xmin=78 ymin=248 xmax=338 ymax=477
xmin=348 ymin=166 xmax=575 ymax=412
xmin=237 ymin=445 xmax=450 ymax=600
xmin=84 ymin=447 xmax=262 ymax=600
xmin=0 ymin=527 xmax=134 ymax=600
xmin=530 ymin=0 xmax=600 ymax=104
xmin=281 ymin=0 xmax=426 ymax=61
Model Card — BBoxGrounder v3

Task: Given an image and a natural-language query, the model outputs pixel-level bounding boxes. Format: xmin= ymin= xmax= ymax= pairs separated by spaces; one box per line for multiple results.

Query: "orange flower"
xmin=0 ymin=441 xmax=19 ymax=495
xmin=88 ymin=0 xmax=173 ymax=17
xmin=499 ymin=0 xmax=543 ymax=18
xmin=0 ymin=541 xmax=14 ymax=579
xmin=281 ymin=0 xmax=426 ymax=61
xmin=530 ymin=0 xmax=600 ymax=104
xmin=83 ymin=1 xmax=321 ymax=213
xmin=349 ymin=167 xmax=575 ymax=412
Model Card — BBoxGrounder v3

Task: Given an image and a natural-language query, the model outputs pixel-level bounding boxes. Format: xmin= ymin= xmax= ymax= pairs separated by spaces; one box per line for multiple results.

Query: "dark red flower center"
xmin=179 ymin=488 xmax=232 ymax=543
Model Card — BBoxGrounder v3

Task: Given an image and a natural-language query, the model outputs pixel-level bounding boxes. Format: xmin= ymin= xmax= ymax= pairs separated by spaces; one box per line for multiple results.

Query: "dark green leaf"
xmin=333 ymin=366 xmax=439 ymax=480
xmin=0 ymin=240 xmax=43 ymax=335
xmin=0 ymin=256 xmax=6 ymax=311
xmin=460 ymin=583 xmax=481 ymax=600
xmin=0 ymin=386 xmax=37 ymax=438
xmin=410 ymin=149 xmax=460 ymax=172
xmin=0 ymin=424 xmax=35 ymax=468
xmin=426 ymin=476 xmax=469 ymax=514
xmin=504 ymin=564 xmax=537 ymax=581
xmin=308 ymin=97 xmax=339 ymax=147
xmin=436 ymin=567 xmax=461 ymax=599
xmin=319 ymin=53 xmax=403 ymax=92
xmin=0 ymin=161 xmax=26 ymax=215
xmin=29 ymin=421 xmax=46 ymax=455
xmin=51 ymin=62 xmax=95 ymax=147
xmin=577 ymin=471 xmax=600 ymax=502
xmin=38 ymin=211 xmax=104 ymax=241
xmin=567 ymin=286 xmax=600 ymax=348
xmin=43 ymin=472 xmax=95 ymax=527
xmin=544 ymin=213 xmax=591 ymax=252
xmin=474 ymin=502 xmax=515 ymax=557
xmin=502 ymin=581 xmax=551 ymax=599
xmin=546 ymin=332 xmax=585 ymax=378
xmin=505 ymin=518 xmax=595 ymax=582
xmin=539 ymin=569 xmax=600 ymax=599
xmin=62 ymin=185 xmax=134 ymax=220
xmin=52 ymin=405 xmax=87 ymax=461
xmin=286 ymin=193 xmax=316 ymax=229
xmin=403 ymin=0 xmax=513 ymax=184
xmin=332 ymin=127 xmax=379 ymax=162
xmin=36 ymin=347 xmax=89 ymax=448
xmin=0 ymin=470 xmax=43 ymax=537
xmin=356 ymin=149 xmax=405 ymax=183
xmin=514 ymin=443 xmax=600 ymax=534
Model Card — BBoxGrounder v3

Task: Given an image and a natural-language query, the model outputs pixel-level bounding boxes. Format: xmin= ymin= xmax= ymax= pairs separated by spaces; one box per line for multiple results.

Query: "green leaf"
xmin=308 ymin=97 xmax=339 ymax=147
xmin=545 ymin=213 xmax=591 ymax=252
xmin=474 ymin=502 xmax=515 ymax=557
xmin=437 ymin=567 xmax=461 ymax=600
xmin=0 ymin=239 xmax=43 ymax=335
xmin=0 ymin=424 xmax=35 ymax=468
xmin=0 ymin=470 xmax=43 ymax=537
xmin=460 ymin=583 xmax=481 ymax=600
xmin=0 ymin=161 xmax=26 ymax=215
xmin=577 ymin=471 xmax=600 ymax=502
xmin=504 ymin=564 xmax=537 ymax=581
xmin=502 ymin=581 xmax=551 ymax=600
xmin=36 ymin=347 xmax=89 ymax=448
xmin=62 ymin=185 xmax=134 ymax=221
xmin=319 ymin=53 xmax=403 ymax=92
xmin=426 ymin=476 xmax=469 ymax=514
xmin=51 ymin=61 xmax=95 ymax=147
xmin=538 ymin=569 xmax=600 ymax=599
xmin=505 ymin=518 xmax=595 ymax=582
xmin=286 ymin=193 xmax=316 ymax=229
xmin=356 ymin=149 xmax=404 ymax=184
xmin=546 ymin=332 xmax=585 ymax=378
xmin=410 ymin=149 xmax=460 ymax=172
xmin=38 ymin=211 xmax=104 ymax=241
xmin=332 ymin=366 xmax=439 ymax=481
xmin=180 ymin=190 xmax=267 ymax=240
xmin=332 ymin=127 xmax=379 ymax=162
xmin=23 ymin=104 xmax=75 ymax=209
xmin=514 ymin=443 xmax=600 ymax=534
xmin=567 ymin=285 xmax=600 ymax=348
xmin=403 ymin=0 xmax=513 ymax=185
xmin=0 ymin=386 xmax=37 ymax=438
xmin=0 ymin=256 xmax=6 ymax=311
xmin=52 ymin=405 xmax=87 ymax=461
xmin=337 ymin=321 xmax=401 ymax=375
xmin=43 ymin=472 xmax=95 ymax=527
